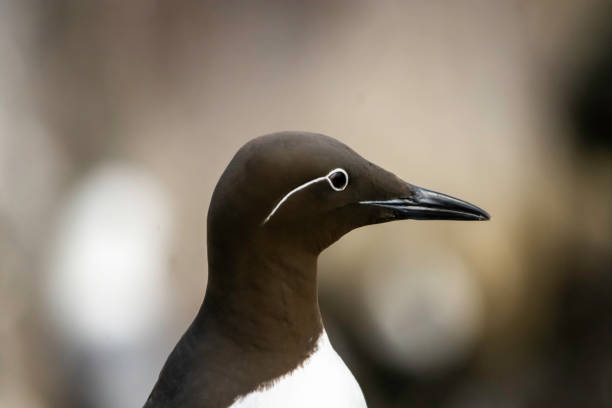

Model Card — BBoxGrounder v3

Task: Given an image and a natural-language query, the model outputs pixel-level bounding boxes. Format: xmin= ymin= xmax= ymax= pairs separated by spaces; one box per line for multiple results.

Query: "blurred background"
xmin=1 ymin=1 xmax=611 ymax=407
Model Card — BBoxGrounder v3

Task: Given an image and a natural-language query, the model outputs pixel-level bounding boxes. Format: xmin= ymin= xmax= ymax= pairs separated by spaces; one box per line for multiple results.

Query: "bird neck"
xmin=197 ymin=240 xmax=323 ymax=353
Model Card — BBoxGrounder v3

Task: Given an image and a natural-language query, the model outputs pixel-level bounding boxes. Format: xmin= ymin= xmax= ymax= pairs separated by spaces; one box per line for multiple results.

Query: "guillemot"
xmin=144 ymin=132 xmax=489 ymax=408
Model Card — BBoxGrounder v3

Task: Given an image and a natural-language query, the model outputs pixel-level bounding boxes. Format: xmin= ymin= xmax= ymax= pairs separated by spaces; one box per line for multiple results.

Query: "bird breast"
xmin=229 ymin=331 xmax=367 ymax=408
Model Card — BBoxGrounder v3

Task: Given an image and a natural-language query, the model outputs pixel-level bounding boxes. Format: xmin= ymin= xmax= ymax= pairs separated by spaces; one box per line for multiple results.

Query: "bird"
xmin=143 ymin=131 xmax=489 ymax=408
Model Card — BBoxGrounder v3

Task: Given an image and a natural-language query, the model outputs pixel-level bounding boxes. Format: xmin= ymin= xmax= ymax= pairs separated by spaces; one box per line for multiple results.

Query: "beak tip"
xmin=474 ymin=207 xmax=490 ymax=221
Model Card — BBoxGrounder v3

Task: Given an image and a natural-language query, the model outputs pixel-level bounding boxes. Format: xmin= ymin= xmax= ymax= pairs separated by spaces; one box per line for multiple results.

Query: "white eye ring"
xmin=326 ymin=168 xmax=349 ymax=191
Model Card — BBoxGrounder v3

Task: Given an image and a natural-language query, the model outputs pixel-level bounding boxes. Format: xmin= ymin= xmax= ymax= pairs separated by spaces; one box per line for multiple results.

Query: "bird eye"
xmin=327 ymin=168 xmax=349 ymax=191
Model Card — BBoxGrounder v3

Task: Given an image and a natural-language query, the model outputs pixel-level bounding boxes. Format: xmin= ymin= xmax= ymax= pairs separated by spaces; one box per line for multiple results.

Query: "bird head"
xmin=208 ymin=132 xmax=489 ymax=255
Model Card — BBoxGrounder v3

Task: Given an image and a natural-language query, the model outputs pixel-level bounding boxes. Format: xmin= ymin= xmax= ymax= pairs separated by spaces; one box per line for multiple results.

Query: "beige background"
xmin=1 ymin=1 xmax=611 ymax=407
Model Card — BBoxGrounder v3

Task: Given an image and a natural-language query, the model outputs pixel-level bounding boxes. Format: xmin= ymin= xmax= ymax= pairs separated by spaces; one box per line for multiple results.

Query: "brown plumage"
xmin=144 ymin=132 xmax=489 ymax=408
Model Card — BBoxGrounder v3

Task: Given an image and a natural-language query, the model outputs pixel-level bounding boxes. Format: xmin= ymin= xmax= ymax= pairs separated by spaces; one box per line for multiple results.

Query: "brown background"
xmin=1 ymin=1 xmax=611 ymax=407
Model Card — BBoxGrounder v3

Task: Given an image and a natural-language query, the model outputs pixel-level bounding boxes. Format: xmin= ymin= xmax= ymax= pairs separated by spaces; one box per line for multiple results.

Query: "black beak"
xmin=360 ymin=186 xmax=490 ymax=221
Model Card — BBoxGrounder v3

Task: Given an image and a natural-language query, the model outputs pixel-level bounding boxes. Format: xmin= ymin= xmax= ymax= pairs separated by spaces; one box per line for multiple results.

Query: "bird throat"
xmin=199 ymin=240 xmax=324 ymax=357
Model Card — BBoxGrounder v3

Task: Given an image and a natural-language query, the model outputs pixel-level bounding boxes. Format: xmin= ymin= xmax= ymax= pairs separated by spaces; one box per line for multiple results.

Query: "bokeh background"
xmin=1 ymin=1 xmax=611 ymax=407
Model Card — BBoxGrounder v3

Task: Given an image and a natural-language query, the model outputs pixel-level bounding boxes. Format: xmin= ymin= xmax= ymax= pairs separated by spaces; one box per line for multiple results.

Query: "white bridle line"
xmin=262 ymin=168 xmax=348 ymax=225
xmin=262 ymin=176 xmax=327 ymax=224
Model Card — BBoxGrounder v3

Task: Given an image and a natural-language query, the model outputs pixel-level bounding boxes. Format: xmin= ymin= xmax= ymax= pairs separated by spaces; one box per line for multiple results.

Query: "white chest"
xmin=229 ymin=331 xmax=367 ymax=408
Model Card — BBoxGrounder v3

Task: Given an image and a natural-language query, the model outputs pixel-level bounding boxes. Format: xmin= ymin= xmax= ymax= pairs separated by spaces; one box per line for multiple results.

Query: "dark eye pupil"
xmin=330 ymin=171 xmax=347 ymax=189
